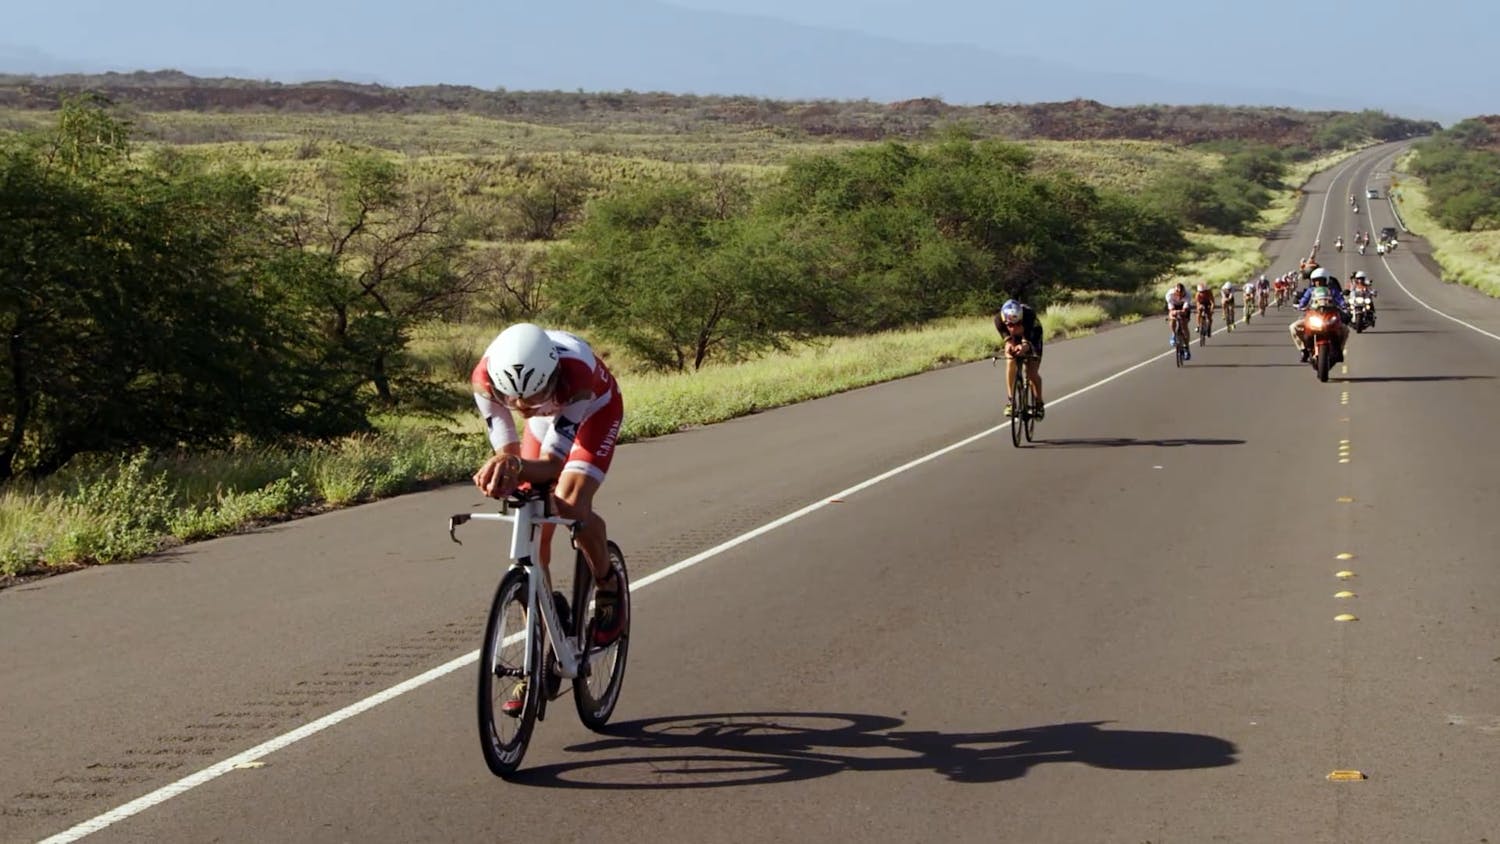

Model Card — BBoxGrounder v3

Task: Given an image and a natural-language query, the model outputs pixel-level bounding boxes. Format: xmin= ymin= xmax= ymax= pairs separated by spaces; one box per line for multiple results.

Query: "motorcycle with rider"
xmin=1291 ymin=267 xmax=1350 ymax=382
xmin=1349 ymin=270 xmax=1376 ymax=332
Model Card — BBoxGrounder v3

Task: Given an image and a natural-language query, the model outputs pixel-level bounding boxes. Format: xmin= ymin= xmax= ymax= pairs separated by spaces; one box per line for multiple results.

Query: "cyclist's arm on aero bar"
xmin=472 ymin=364 xmax=520 ymax=453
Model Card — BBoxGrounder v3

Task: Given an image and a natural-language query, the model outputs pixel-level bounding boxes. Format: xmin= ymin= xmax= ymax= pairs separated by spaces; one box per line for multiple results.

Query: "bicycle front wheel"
xmin=573 ymin=542 xmax=631 ymax=731
xmin=478 ymin=568 xmax=542 ymax=777
xmin=1010 ymin=374 xmax=1026 ymax=447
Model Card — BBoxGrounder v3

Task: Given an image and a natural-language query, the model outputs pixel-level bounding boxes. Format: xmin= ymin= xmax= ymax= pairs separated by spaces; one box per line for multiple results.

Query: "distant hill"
xmin=0 ymin=71 xmax=1441 ymax=150
xmin=0 ymin=0 xmax=1455 ymax=118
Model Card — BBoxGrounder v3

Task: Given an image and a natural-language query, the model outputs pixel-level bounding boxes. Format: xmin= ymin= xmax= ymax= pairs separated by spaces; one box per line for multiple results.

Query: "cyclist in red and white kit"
xmin=470 ymin=323 xmax=625 ymax=651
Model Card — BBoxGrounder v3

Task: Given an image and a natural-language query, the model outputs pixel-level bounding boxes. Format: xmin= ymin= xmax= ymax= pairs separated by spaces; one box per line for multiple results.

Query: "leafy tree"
xmin=499 ymin=168 xmax=592 ymax=241
xmin=271 ymin=153 xmax=485 ymax=404
xmin=1221 ymin=146 xmax=1287 ymax=189
xmin=1142 ymin=164 xmax=1265 ymax=234
xmin=551 ymin=178 xmax=829 ymax=371
xmin=757 ymin=138 xmax=1184 ymax=327
xmin=0 ymin=100 xmax=366 ymax=479
xmin=467 ymin=244 xmax=548 ymax=321
xmin=1444 ymin=119 xmax=1494 ymax=149
xmin=1412 ymin=126 xmax=1500 ymax=231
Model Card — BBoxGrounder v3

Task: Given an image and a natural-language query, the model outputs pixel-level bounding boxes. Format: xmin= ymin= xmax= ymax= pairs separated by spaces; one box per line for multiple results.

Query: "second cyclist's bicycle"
xmin=1169 ymin=312 xmax=1190 ymax=367
xmin=994 ymin=352 xmax=1039 ymax=447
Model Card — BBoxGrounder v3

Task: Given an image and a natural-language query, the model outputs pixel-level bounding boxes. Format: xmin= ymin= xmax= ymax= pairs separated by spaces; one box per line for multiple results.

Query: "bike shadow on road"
xmin=1189 ymin=363 xmax=1304 ymax=368
xmin=1029 ymin=437 xmax=1245 ymax=448
xmin=1333 ymin=375 xmax=1494 ymax=383
xmin=508 ymin=713 xmax=1237 ymax=789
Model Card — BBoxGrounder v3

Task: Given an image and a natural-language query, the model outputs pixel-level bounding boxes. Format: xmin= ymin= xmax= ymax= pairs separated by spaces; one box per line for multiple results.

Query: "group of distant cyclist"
xmin=990 ymin=243 xmax=1385 ymax=414
xmin=1156 ymin=252 xmax=1377 ymax=364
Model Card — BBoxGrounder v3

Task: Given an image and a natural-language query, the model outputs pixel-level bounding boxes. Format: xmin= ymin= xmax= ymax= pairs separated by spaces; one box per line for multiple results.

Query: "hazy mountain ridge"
xmin=0 ymin=0 xmax=1453 ymax=119
xmin=0 ymin=70 xmax=1440 ymax=150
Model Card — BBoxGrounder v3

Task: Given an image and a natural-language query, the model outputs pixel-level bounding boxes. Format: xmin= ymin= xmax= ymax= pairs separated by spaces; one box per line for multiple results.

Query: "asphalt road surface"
xmin=3 ymin=142 xmax=1498 ymax=844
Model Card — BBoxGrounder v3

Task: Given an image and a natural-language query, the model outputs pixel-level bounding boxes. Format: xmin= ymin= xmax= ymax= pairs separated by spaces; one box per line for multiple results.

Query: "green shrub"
xmin=62 ymin=452 xmax=177 ymax=563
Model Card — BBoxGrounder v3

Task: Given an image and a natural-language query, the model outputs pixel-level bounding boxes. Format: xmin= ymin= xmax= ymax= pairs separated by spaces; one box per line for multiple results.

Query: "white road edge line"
xmin=37 ymin=151 xmax=1387 ymax=844
xmin=1384 ymin=261 xmax=1500 ymax=342
xmin=1355 ymin=144 xmax=1500 ymax=343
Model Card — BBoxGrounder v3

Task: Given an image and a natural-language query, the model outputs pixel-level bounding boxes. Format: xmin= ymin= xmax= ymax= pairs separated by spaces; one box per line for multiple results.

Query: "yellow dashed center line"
xmin=1327 ymin=770 xmax=1367 ymax=781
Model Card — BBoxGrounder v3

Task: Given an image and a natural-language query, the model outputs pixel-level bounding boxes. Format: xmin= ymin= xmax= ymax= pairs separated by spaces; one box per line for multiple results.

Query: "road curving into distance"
xmin=2 ymin=141 xmax=1497 ymax=843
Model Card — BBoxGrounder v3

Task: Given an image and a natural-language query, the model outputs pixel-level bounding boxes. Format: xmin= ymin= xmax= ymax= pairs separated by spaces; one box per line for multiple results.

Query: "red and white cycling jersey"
xmin=471 ymin=330 xmax=623 ymax=481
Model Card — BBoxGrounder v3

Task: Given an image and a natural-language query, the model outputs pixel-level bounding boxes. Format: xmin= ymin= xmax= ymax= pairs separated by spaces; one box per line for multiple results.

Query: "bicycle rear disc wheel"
xmin=478 ymin=569 xmax=542 ymax=777
xmin=1023 ymin=396 xmax=1037 ymax=442
xmin=573 ymin=542 xmax=631 ymax=731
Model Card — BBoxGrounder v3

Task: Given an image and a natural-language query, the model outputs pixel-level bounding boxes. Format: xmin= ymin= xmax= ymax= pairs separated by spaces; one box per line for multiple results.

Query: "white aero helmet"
xmin=486 ymin=323 xmax=559 ymax=399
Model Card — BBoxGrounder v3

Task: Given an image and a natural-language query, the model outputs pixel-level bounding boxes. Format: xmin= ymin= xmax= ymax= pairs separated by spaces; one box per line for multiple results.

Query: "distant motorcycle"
xmin=1335 ymin=237 xmax=1344 ymax=253
xmin=1350 ymin=291 xmax=1376 ymax=332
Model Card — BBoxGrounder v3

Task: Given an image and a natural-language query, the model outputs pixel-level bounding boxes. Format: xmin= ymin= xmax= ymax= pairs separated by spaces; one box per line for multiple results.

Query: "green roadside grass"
xmin=0 ymin=431 xmax=488 ymax=577
xmin=1389 ymin=162 xmax=1500 ymax=297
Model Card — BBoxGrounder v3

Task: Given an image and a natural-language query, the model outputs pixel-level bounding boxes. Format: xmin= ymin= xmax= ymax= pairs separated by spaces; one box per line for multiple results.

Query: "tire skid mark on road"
xmin=14 ymin=619 xmax=482 ymax=835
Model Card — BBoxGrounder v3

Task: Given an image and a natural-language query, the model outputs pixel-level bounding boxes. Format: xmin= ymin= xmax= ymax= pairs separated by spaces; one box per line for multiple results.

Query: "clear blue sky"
xmin=4 ymin=0 xmax=1494 ymax=120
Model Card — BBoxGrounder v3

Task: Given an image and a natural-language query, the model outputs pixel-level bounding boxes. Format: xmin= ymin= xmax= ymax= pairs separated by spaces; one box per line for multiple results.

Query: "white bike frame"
xmin=450 ymin=498 xmax=597 ymax=681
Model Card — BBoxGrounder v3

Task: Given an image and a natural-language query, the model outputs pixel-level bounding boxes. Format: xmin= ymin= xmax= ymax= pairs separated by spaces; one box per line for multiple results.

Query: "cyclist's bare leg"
xmin=553 ymin=472 xmax=611 ymax=584
xmin=1004 ymin=355 xmax=1018 ymax=403
xmin=1025 ymin=357 xmax=1043 ymax=403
